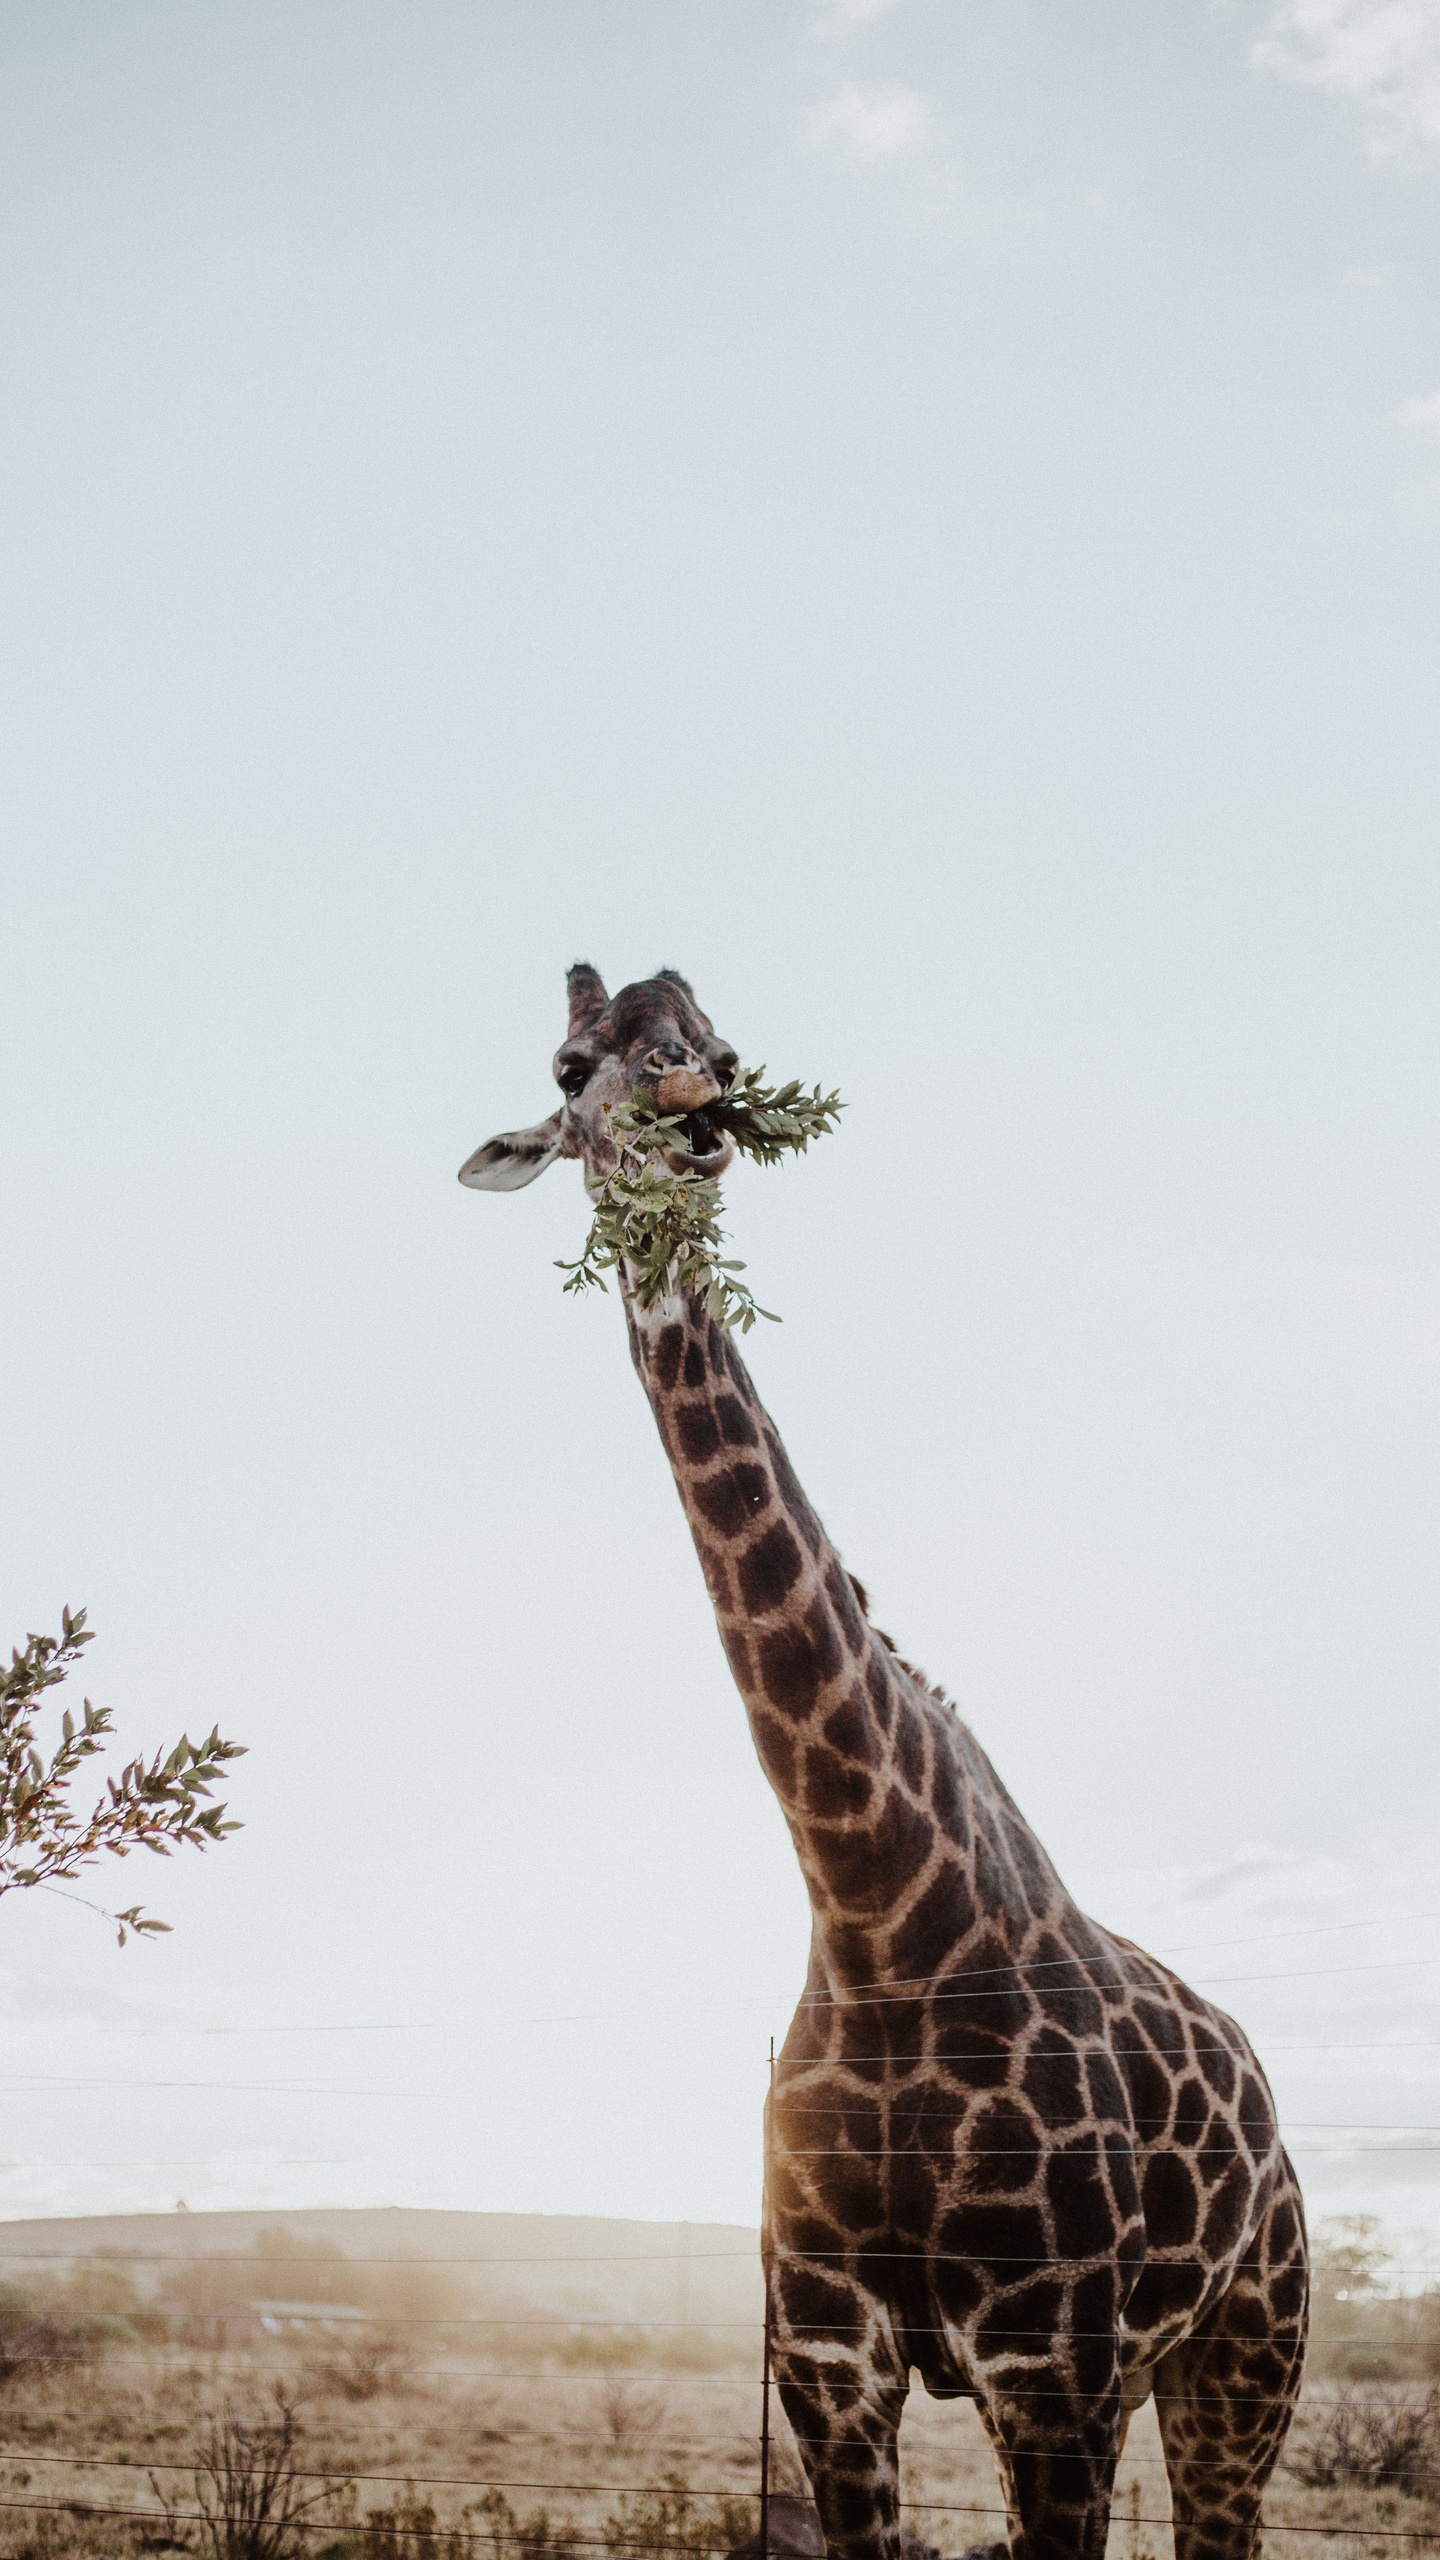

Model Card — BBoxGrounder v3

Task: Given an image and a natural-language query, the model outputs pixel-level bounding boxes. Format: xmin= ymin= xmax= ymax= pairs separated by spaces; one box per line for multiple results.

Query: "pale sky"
xmin=2 ymin=0 xmax=1439 ymax=2241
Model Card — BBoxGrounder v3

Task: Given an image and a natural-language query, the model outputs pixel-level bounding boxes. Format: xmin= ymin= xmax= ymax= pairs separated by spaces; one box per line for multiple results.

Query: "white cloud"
xmin=1397 ymin=388 xmax=1440 ymax=439
xmin=1251 ymin=0 xmax=1440 ymax=151
xmin=1178 ymin=1846 xmax=1306 ymax=1903
xmin=804 ymin=79 xmax=937 ymax=163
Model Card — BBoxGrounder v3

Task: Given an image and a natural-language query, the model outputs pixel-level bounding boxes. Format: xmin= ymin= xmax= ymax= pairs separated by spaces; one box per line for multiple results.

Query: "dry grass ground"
xmin=0 ymin=2345 xmax=1431 ymax=2560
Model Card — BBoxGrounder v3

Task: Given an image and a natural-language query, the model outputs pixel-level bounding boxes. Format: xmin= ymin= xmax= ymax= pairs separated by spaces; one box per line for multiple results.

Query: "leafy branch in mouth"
xmin=708 ymin=1066 xmax=845 ymax=1166
xmin=556 ymin=1070 xmax=843 ymax=1331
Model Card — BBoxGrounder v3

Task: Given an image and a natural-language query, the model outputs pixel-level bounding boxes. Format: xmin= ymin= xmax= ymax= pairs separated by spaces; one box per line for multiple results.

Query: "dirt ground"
xmin=0 ymin=2345 xmax=1429 ymax=2560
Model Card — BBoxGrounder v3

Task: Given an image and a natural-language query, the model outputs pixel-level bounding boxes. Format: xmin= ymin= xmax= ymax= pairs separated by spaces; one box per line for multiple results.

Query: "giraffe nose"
xmin=642 ymin=1045 xmax=721 ymax=1113
xmin=655 ymin=1065 xmax=721 ymax=1111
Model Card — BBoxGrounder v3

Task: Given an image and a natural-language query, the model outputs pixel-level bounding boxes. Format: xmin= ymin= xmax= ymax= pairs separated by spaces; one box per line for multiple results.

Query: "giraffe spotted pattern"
xmin=460 ymin=968 xmax=1310 ymax=2560
xmin=628 ymin=1290 xmax=1306 ymax=2560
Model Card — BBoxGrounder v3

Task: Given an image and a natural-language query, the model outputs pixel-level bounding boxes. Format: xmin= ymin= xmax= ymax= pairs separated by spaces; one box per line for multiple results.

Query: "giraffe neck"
xmin=624 ymin=1281 xmax=1047 ymax=1982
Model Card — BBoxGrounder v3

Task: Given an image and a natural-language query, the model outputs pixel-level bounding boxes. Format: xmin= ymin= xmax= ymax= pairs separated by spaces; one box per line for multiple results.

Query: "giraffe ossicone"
xmin=461 ymin=966 xmax=1309 ymax=2560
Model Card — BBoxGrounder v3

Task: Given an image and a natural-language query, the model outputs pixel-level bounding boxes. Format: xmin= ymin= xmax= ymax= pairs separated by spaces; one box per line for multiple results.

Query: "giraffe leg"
xmin=1153 ymin=2164 xmax=1309 ymax=2560
xmin=776 ymin=2354 xmax=908 ymax=2560
xmin=973 ymin=2384 xmax=1123 ymax=2560
xmin=950 ymin=2389 xmax=1138 ymax=2560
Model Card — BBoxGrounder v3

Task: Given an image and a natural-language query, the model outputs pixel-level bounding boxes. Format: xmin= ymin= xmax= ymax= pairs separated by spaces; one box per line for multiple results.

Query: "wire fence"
xmin=6 ymin=2439 xmax=1440 ymax=2490
xmin=1 ymin=1921 xmax=1438 ymax=2552
xmin=0 ymin=2490 xmax=1437 ymax=2550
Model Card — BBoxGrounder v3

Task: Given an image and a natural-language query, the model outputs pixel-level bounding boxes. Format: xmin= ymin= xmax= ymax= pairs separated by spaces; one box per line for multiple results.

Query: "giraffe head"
xmin=459 ymin=964 xmax=739 ymax=1194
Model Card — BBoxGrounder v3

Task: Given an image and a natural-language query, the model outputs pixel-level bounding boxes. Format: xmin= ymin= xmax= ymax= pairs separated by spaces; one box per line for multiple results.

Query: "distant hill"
xmin=0 ymin=2207 xmax=763 ymax=2331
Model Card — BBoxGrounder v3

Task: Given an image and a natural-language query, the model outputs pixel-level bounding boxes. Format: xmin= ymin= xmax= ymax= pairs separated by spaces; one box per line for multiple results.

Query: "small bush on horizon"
xmin=314 ymin=2331 xmax=416 ymax=2404
xmin=1289 ymin=2384 xmax=1440 ymax=2490
xmin=1309 ymin=2217 xmax=1440 ymax=2383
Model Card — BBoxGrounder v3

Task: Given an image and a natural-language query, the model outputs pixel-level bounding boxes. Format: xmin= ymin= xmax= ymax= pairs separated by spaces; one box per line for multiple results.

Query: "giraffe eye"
xmin=558 ymin=1058 xmax=591 ymax=1099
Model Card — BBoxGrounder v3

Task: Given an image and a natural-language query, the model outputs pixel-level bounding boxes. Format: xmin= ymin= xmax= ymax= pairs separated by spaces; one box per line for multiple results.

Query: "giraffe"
xmin=459 ymin=965 xmax=1309 ymax=2560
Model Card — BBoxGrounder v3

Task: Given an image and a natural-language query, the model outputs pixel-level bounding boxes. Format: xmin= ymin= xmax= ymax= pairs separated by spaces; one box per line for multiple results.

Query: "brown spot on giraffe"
xmin=459 ymin=968 xmax=1309 ymax=2560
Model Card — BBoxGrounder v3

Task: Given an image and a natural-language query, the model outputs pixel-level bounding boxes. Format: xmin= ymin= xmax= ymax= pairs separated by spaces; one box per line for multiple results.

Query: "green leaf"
xmin=558 ymin=1062 xmax=842 ymax=1330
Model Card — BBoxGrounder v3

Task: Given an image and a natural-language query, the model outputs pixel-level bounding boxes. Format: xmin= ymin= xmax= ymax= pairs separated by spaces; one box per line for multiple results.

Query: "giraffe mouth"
xmin=663 ymin=1109 xmax=734 ymax=1175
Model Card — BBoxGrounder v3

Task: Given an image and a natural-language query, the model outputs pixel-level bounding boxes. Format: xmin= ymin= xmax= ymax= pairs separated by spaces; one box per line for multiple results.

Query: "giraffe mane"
xmin=853 ymin=1577 xmax=953 ymax=1708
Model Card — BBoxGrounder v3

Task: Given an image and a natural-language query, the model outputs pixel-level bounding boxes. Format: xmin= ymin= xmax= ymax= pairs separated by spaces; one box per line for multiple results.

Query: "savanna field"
xmin=0 ymin=2215 xmax=1433 ymax=2560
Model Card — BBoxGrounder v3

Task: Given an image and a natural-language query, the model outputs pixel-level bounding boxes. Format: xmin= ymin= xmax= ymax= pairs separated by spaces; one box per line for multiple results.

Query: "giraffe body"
xmin=460 ymin=969 xmax=1309 ymax=2560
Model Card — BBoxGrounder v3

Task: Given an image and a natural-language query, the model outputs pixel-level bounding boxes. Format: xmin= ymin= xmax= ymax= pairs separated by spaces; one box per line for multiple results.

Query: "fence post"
xmin=760 ymin=2037 xmax=775 ymax=2560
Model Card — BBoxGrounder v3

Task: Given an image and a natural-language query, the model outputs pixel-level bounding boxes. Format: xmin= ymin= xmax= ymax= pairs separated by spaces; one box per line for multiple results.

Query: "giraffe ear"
xmin=458 ymin=1111 xmax=565 ymax=1192
xmin=566 ymin=963 xmax=609 ymax=1035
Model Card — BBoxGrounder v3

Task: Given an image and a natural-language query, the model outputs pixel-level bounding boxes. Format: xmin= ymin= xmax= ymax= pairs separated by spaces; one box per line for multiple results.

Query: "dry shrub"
xmin=359 ymin=2492 xmax=449 ymax=2560
xmin=1289 ymin=2386 xmax=1440 ymax=2491
xmin=468 ymin=2489 xmax=580 ymax=2560
xmin=461 ymin=2479 xmax=754 ymax=2560
xmin=312 ymin=2331 xmax=415 ymax=2404
xmin=361 ymin=2488 xmax=587 ymax=2560
xmin=598 ymin=2478 xmax=755 ymax=2560
xmin=596 ymin=2381 xmax=667 ymax=2456
xmin=0 ymin=2286 xmax=93 ymax=2389
xmin=0 ymin=2315 xmax=89 ymax=2388
xmin=152 ymin=2382 xmax=354 ymax=2560
xmin=0 ymin=2507 xmax=143 ymax=2560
